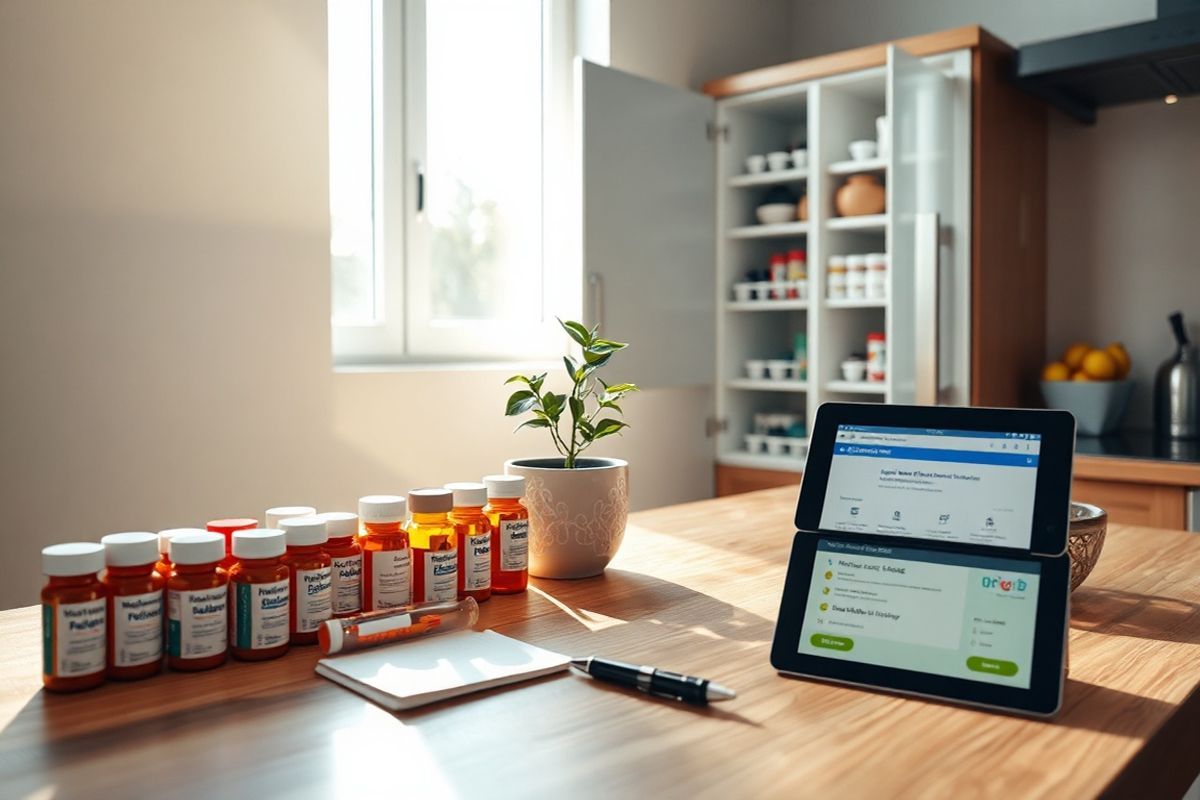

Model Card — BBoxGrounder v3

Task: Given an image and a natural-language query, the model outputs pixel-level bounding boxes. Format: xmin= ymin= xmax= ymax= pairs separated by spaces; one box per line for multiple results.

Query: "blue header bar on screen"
xmin=837 ymin=425 xmax=1041 ymax=440
xmin=833 ymin=443 xmax=1039 ymax=467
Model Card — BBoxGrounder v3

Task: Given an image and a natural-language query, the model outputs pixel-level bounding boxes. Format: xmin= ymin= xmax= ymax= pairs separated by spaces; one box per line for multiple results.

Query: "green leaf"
xmin=585 ymin=339 xmax=628 ymax=356
xmin=593 ymin=418 xmax=629 ymax=438
xmin=505 ymin=390 xmax=538 ymax=417
xmin=569 ymin=396 xmax=585 ymax=423
xmin=504 ymin=375 xmax=531 ymax=386
xmin=563 ymin=356 xmax=578 ymax=382
xmin=514 ymin=418 xmax=552 ymax=432
xmin=582 ymin=350 xmax=613 ymax=368
xmin=558 ymin=318 xmax=592 ymax=347
xmin=578 ymin=419 xmax=596 ymax=442
xmin=542 ymin=392 xmax=567 ymax=422
xmin=530 ymin=372 xmax=546 ymax=394
xmin=599 ymin=400 xmax=623 ymax=413
xmin=603 ymin=383 xmax=638 ymax=394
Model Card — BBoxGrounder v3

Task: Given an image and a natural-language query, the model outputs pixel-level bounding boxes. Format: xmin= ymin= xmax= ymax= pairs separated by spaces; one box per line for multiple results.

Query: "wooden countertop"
xmin=3 ymin=487 xmax=1200 ymax=798
xmin=1074 ymin=452 xmax=1200 ymax=487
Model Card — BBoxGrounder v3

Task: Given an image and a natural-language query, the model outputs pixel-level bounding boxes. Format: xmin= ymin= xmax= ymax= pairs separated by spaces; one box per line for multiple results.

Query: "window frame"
xmin=331 ymin=0 xmax=580 ymax=366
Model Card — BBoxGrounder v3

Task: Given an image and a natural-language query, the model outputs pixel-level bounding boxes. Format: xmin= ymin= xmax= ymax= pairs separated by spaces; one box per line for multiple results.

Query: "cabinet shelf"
xmin=825 ymin=380 xmax=888 ymax=395
xmin=726 ymin=299 xmax=809 ymax=311
xmin=728 ymin=168 xmax=809 ymax=188
xmin=828 ymin=157 xmax=887 ymax=175
xmin=826 ymin=214 xmax=887 ymax=231
xmin=728 ymin=221 xmax=809 ymax=239
xmin=717 ymin=450 xmax=807 ymax=473
xmin=727 ymin=379 xmax=809 ymax=393
xmin=825 ymin=297 xmax=887 ymax=309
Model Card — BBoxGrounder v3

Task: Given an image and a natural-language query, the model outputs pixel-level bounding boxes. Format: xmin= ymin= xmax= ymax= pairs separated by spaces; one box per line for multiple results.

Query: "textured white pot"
xmin=505 ymin=457 xmax=629 ymax=579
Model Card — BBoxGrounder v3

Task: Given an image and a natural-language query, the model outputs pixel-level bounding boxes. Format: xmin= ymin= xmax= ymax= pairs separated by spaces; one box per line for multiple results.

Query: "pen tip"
xmin=569 ymin=657 xmax=589 ymax=670
xmin=707 ymin=682 xmax=737 ymax=701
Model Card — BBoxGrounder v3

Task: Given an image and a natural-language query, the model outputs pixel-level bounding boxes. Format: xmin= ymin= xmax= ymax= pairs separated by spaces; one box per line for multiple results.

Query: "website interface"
xmin=798 ymin=539 xmax=1040 ymax=689
xmin=819 ymin=425 xmax=1041 ymax=549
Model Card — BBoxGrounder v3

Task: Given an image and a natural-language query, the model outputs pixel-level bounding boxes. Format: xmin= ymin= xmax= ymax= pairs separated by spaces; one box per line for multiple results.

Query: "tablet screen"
xmin=797 ymin=538 xmax=1040 ymax=689
xmin=819 ymin=425 xmax=1042 ymax=549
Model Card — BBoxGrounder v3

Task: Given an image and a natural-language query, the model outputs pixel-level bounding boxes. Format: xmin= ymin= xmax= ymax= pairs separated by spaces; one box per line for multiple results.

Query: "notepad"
xmin=315 ymin=629 xmax=572 ymax=711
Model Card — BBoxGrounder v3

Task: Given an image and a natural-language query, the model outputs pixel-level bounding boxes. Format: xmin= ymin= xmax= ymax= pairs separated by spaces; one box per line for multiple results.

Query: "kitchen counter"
xmin=1074 ymin=430 xmax=1200 ymax=488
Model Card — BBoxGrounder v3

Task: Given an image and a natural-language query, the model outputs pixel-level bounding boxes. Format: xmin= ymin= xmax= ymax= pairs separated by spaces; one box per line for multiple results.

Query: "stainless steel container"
xmin=1154 ymin=311 xmax=1200 ymax=439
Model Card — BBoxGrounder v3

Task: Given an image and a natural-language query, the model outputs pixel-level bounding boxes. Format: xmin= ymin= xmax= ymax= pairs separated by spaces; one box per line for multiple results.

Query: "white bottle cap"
xmin=322 ymin=619 xmax=345 ymax=654
xmin=358 ymin=495 xmax=406 ymax=523
xmin=828 ymin=255 xmax=846 ymax=266
xmin=316 ymin=511 xmax=358 ymax=539
xmin=42 ymin=542 xmax=105 ymax=577
xmin=100 ymin=532 xmax=159 ymax=567
xmin=158 ymin=528 xmax=207 ymax=556
xmin=266 ymin=506 xmax=316 ymax=529
xmin=232 ymin=528 xmax=287 ymax=559
xmin=483 ymin=474 xmax=525 ymax=499
xmin=280 ymin=516 xmax=328 ymax=547
xmin=445 ymin=482 xmax=488 ymax=507
xmin=846 ymin=254 xmax=866 ymax=268
xmin=169 ymin=532 xmax=226 ymax=565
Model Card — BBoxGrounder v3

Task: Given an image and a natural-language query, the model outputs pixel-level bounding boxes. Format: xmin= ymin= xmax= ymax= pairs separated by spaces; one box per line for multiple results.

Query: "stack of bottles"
xmin=38 ymin=476 xmax=529 ymax=692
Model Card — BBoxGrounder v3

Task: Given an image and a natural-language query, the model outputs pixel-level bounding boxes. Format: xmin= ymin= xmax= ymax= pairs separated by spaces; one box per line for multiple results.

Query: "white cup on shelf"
xmin=790 ymin=149 xmax=808 ymax=169
xmin=746 ymin=154 xmax=766 ymax=174
xmin=766 ymin=151 xmax=790 ymax=171
xmin=745 ymin=359 xmax=768 ymax=379
xmin=732 ymin=283 xmax=754 ymax=302
xmin=767 ymin=360 xmax=792 ymax=381
xmin=841 ymin=359 xmax=867 ymax=382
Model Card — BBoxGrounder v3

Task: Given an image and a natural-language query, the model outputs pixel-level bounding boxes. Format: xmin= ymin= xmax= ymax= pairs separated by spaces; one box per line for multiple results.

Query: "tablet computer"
xmin=796 ymin=403 xmax=1076 ymax=556
xmin=770 ymin=532 xmax=1070 ymax=717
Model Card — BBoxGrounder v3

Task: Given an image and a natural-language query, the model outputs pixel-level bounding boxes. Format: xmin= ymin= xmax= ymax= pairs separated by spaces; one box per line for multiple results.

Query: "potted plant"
xmin=503 ymin=319 xmax=638 ymax=579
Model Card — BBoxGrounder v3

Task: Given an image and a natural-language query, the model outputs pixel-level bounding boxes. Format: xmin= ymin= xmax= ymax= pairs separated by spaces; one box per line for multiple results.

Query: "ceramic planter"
xmin=835 ymin=174 xmax=886 ymax=216
xmin=505 ymin=457 xmax=629 ymax=579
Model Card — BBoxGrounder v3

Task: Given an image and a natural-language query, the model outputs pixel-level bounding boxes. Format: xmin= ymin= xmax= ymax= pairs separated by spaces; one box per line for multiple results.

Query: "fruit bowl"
xmin=1068 ymin=502 xmax=1107 ymax=592
xmin=1040 ymin=379 xmax=1134 ymax=436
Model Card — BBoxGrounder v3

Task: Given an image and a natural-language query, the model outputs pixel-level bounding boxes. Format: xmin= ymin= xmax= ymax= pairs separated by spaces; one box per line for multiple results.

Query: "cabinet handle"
xmin=415 ymin=161 xmax=425 ymax=213
xmin=914 ymin=212 xmax=939 ymax=405
xmin=588 ymin=272 xmax=604 ymax=330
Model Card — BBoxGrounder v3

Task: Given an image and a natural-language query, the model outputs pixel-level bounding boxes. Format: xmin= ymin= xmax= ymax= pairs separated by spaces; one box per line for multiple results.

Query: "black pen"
xmin=570 ymin=656 xmax=737 ymax=705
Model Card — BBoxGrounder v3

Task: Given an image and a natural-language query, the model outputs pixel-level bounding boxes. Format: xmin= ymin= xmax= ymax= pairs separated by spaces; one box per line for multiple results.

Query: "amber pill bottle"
xmin=229 ymin=529 xmax=291 ymax=661
xmin=319 ymin=511 xmax=363 ymax=618
xmin=207 ymin=518 xmax=258 ymax=570
xmin=100 ymin=532 xmax=164 ymax=681
xmin=483 ymin=475 xmax=529 ymax=594
xmin=41 ymin=543 xmax=107 ymax=692
xmin=359 ymin=495 xmax=411 ymax=611
xmin=445 ymin=482 xmax=492 ymax=602
xmin=280 ymin=517 xmax=332 ymax=645
xmin=167 ymin=532 xmax=229 ymax=672
xmin=408 ymin=489 xmax=459 ymax=604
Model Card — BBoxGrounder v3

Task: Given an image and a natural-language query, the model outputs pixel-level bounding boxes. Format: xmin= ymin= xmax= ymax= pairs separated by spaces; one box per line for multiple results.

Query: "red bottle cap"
xmin=867 ymin=332 xmax=886 ymax=341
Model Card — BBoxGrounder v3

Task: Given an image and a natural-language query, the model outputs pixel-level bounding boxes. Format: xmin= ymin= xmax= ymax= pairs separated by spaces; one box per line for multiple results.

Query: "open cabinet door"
xmin=887 ymin=46 xmax=967 ymax=406
xmin=579 ymin=60 xmax=715 ymax=389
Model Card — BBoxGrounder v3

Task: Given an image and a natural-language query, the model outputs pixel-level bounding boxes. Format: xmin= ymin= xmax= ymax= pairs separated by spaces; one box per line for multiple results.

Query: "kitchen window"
xmin=329 ymin=0 xmax=577 ymax=364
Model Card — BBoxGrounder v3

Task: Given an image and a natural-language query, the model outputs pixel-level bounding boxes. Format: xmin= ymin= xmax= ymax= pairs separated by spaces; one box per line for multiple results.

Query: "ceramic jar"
xmin=835 ymin=174 xmax=885 ymax=217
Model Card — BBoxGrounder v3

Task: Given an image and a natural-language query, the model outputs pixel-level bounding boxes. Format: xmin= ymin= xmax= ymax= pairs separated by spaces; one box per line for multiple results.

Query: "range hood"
xmin=1015 ymin=0 xmax=1200 ymax=123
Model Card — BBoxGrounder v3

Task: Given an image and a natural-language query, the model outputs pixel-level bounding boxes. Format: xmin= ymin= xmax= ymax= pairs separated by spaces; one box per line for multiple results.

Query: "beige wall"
xmin=0 ymin=0 xmax=801 ymax=610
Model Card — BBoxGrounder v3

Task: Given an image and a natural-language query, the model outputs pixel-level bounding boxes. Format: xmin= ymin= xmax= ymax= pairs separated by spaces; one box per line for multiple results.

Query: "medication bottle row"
xmin=827 ymin=253 xmax=888 ymax=301
xmin=39 ymin=476 xmax=529 ymax=692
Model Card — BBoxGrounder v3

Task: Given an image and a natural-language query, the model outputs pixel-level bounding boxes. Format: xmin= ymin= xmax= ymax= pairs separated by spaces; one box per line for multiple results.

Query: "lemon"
xmin=1041 ymin=362 xmax=1071 ymax=381
xmin=1082 ymin=349 xmax=1118 ymax=380
xmin=1072 ymin=370 xmax=1090 ymax=382
xmin=1063 ymin=342 xmax=1091 ymax=370
xmin=1106 ymin=342 xmax=1131 ymax=378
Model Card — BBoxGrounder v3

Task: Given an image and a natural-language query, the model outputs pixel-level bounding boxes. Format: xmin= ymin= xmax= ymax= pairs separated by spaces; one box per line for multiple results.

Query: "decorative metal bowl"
xmin=1068 ymin=502 xmax=1107 ymax=591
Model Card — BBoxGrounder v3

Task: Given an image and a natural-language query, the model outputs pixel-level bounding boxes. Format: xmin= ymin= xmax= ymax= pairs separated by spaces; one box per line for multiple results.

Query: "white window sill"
xmin=333 ymin=359 xmax=562 ymax=376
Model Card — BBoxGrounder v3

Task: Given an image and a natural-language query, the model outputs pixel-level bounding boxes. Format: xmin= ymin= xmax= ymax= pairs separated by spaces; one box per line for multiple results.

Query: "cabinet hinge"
xmin=706 ymin=121 xmax=729 ymax=142
xmin=705 ymin=416 xmax=728 ymax=437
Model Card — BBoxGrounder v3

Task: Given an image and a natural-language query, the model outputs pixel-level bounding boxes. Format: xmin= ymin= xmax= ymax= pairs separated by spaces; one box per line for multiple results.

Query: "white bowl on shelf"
xmin=765 ymin=436 xmax=787 ymax=456
xmin=848 ymin=140 xmax=878 ymax=161
xmin=767 ymin=360 xmax=792 ymax=380
xmin=732 ymin=282 xmax=754 ymax=302
xmin=745 ymin=433 xmax=767 ymax=453
xmin=790 ymin=149 xmax=808 ymax=169
xmin=766 ymin=151 xmax=790 ymax=171
xmin=756 ymin=203 xmax=796 ymax=225
xmin=745 ymin=154 xmax=766 ymax=174
xmin=785 ymin=438 xmax=807 ymax=456
xmin=753 ymin=281 xmax=772 ymax=301
xmin=841 ymin=359 xmax=867 ymax=382
xmin=745 ymin=359 xmax=768 ymax=379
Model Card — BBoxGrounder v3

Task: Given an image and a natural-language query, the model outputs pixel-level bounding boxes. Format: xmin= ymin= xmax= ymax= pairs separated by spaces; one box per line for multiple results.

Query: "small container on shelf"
xmin=753 ymin=280 xmax=771 ymax=302
xmin=769 ymin=254 xmax=787 ymax=298
xmin=765 ymin=437 xmax=787 ymax=456
xmin=866 ymin=253 xmax=888 ymax=299
xmin=745 ymin=154 xmax=766 ymax=174
xmin=847 ymin=255 xmax=867 ymax=299
xmin=766 ymin=360 xmax=792 ymax=381
xmin=785 ymin=438 xmax=807 ymax=457
xmin=744 ymin=433 xmax=766 ymax=453
xmin=745 ymin=359 xmax=768 ymax=379
xmin=785 ymin=250 xmax=807 ymax=299
xmin=827 ymin=256 xmax=847 ymax=300
xmin=793 ymin=333 xmax=808 ymax=381
xmin=841 ymin=356 xmax=867 ymax=383
xmin=766 ymin=151 xmax=790 ymax=171
xmin=867 ymin=333 xmax=886 ymax=382
xmin=732 ymin=283 xmax=754 ymax=302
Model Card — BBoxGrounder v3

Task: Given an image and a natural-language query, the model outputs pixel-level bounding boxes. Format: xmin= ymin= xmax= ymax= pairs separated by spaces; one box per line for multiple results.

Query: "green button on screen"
xmin=810 ymin=634 xmax=854 ymax=651
xmin=966 ymin=656 xmax=1018 ymax=676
